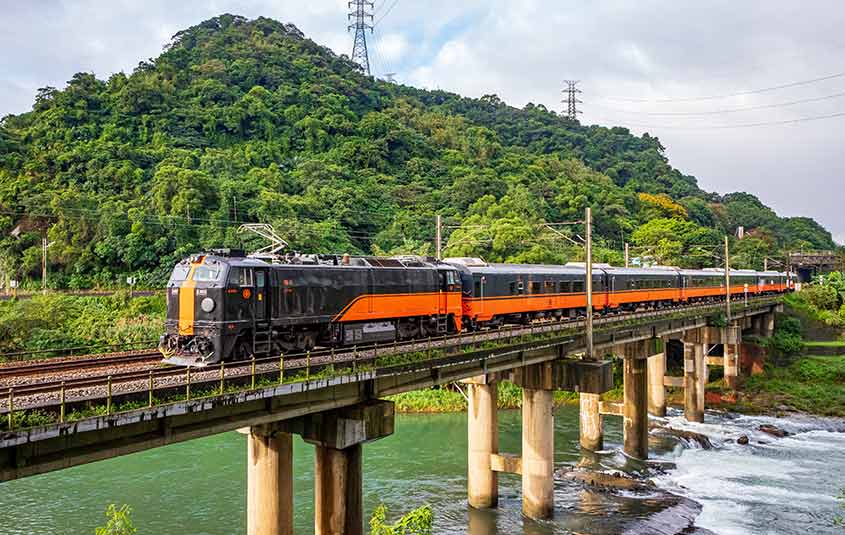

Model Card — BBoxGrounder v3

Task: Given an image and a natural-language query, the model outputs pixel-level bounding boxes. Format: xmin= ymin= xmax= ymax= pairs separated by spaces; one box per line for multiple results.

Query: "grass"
xmin=738 ymin=356 xmax=845 ymax=417
xmin=389 ymin=381 xmax=582 ymax=413
xmin=804 ymin=340 xmax=845 ymax=347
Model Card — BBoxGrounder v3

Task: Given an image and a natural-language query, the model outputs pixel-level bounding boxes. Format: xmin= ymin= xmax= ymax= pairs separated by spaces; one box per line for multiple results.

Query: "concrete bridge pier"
xmin=513 ymin=363 xmax=555 ymax=520
xmin=763 ymin=312 xmax=776 ymax=338
xmin=723 ymin=324 xmax=741 ymax=390
xmin=623 ymin=355 xmax=648 ymax=460
xmin=682 ymin=341 xmax=705 ymax=423
xmin=244 ymin=426 xmax=294 ymax=535
xmin=314 ymin=443 xmax=363 ymax=535
xmin=463 ymin=374 xmax=499 ymax=509
xmin=647 ymin=348 xmax=667 ymax=417
xmin=579 ymin=393 xmax=603 ymax=452
xmin=611 ymin=339 xmax=659 ymax=460
xmin=522 ymin=386 xmax=554 ymax=519
xmin=280 ymin=400 xmax=394 ymax=535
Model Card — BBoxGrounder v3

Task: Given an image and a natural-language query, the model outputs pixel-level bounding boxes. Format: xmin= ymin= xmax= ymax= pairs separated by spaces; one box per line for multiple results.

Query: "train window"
xmin=192 ymin=264 xmax=222 ymax=282
xmin=228 ymin=268 xmax=254 ymax=287
xmin=545 ymin=281 xmax=555 ymax=292
xmin=530 ymin=282 xmax=541 ymax=294
xmin=169 ymin=264 xmax=190 ymax=282
xmin=559 ymin=281 xmax=567 ymax=293
xmin=510 ymin=282 xmax=517 ymax=295
xmin=474 ymin=280 xmax=482 ymax=296
xmin=517 ymin=281 xmax=524 ymax=295
xmin=573 ymin=281 xmax=585 ymax=293
xmin=256 ymin=271 xmax=265 ymax=288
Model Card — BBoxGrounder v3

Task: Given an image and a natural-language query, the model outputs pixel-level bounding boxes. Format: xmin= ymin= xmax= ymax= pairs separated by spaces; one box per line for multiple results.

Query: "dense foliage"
xmin=787 ymin=272 xmax=845 ymax=328
xmin=0 ymin=14 xmax=838 ymax=288
xmin=0 ymin=293 xmax=164 ymax=356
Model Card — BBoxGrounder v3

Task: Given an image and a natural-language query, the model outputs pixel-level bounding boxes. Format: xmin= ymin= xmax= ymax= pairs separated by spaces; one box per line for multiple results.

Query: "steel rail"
xmin=0 ymin=350 xmax=162 ymax=379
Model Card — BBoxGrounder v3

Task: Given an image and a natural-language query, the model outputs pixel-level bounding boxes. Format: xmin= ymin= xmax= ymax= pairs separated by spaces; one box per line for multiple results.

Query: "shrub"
xmin=95 ymin=504 xmax=136 ymax=535
xmin=370 ymin=504 xmax=433 ymax=535
xmin=802 ymin=284 xmax=840 ymax=311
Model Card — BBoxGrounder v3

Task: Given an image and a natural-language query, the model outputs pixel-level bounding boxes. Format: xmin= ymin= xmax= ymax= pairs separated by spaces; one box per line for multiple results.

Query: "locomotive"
xmin=159 ymin=250 xmax=792 ymax=366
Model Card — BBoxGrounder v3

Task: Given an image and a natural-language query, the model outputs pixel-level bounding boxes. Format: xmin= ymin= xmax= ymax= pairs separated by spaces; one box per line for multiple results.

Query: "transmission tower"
xmin=348 ymin=0 xmax=374 ymax=75
xmin=562 ymin=80 xmax=582 ymax=121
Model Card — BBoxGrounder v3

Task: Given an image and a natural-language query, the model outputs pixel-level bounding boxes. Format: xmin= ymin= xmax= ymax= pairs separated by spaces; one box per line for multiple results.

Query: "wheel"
xmin=235 ymin=339 xmax=254 ymax=361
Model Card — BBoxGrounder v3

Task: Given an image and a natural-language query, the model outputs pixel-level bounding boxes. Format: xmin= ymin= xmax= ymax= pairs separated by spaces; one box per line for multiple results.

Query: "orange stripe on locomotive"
xmin=333 ymin=291 xmax=464 ymax=330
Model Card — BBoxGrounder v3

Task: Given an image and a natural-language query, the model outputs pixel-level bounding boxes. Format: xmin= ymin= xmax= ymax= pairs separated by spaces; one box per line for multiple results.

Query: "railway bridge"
xmin=0 ymin=297 xmax=782 ymax=535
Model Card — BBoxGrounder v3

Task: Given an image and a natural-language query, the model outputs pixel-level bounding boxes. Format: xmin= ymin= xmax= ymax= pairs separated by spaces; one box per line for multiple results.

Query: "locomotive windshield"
xmin=192 ymin=264 xmax=224 ymax=282
xmin=169 ymin=264 xmax=190 ymax=283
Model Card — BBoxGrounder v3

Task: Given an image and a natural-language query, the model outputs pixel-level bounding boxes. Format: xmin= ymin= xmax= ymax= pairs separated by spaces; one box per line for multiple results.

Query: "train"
xmin=158 ymin=249 xmax=793 ymax=366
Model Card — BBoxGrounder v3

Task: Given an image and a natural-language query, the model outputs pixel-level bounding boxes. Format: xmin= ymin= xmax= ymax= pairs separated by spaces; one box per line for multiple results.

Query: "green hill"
xmin=0 ymin=14 xmax=836 ymax=287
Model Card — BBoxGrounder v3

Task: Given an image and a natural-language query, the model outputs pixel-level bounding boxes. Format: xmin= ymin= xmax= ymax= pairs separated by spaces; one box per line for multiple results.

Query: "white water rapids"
xmin=652 ymin=409 xmax=845 ymax=535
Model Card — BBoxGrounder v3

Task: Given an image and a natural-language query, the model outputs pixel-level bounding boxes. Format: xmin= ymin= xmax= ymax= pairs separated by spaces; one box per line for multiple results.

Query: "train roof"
xmin=197 ymin=252 xmax=448 ymax=270
xmin=600 ymin=266 xmax=680 ymax=276
xmin=451 ymin=262 xmax=589 ymax=276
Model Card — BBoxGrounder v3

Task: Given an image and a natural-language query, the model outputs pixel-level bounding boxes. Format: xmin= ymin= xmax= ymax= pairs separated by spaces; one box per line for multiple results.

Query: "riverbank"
xmin=715 ymin=355 xmax=845 ymax=417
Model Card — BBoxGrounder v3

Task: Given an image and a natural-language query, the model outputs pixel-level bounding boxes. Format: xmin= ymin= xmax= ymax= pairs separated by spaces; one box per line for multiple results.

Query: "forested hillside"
xmin=0 ymin=14 xmax=836 ymax=288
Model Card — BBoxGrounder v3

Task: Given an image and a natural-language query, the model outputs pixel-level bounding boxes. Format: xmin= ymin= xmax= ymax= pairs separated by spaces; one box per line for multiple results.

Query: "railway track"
xmin=0 ymin=296 xmax=783 ymax=418
xmin=0 ymin=350 xmax=161 ymax=380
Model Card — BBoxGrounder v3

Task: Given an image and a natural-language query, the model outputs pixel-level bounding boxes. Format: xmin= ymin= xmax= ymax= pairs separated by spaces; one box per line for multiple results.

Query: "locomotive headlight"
xmin=200 ymin=297 xmax=216 ymax=313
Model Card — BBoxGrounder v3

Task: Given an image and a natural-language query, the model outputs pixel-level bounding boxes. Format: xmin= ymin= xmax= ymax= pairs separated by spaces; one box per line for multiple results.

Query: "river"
xmin=1 ymin=405 xmax=843 ymax=534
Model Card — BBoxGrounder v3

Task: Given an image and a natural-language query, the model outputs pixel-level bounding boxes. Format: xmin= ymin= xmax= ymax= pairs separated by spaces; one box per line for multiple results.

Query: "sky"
xmin=1 ymin=0 xmax=843 ymax=244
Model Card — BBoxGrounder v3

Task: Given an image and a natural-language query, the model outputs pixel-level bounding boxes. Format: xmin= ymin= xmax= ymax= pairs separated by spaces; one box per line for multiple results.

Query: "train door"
xmin=255 ymin=269 xmax=269 ymax=321
xmin=438 ymin=271 xmax=448 ymax=315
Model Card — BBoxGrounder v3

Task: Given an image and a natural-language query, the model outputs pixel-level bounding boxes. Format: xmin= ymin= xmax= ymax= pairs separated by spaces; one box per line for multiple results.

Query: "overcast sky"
xmin=1 ymin=0 xmax=843 ymax=244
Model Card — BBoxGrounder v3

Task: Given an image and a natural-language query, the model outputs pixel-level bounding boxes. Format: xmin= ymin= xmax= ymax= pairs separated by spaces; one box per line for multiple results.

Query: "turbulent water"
xmin=652 ymin=409 xmax=845 ymax=535
xmin=0 ymin=405 xmax=842 ymax=534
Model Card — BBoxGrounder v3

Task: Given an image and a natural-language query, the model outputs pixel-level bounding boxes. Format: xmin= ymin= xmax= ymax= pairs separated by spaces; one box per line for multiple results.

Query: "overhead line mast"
xmin=348 ymin=0 xmax=374 ymax=75
xmin=562 ymin=80 xmax=582 ymax=121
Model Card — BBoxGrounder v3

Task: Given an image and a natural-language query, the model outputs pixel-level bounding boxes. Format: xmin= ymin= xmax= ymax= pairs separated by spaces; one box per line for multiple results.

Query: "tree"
xmin=94 ymin=504 xmax=136 ymax=535
xmin=631 ymin=218 xmax=721 ymax=267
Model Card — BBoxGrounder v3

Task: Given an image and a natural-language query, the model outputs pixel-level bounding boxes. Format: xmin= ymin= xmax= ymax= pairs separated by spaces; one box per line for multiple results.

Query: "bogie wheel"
xmin=236 ymin=340 xmax=254 ymax=362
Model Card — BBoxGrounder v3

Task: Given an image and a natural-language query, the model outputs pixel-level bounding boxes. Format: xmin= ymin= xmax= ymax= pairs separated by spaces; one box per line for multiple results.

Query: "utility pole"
xmin=764 ymin=257 xmax=768 ymax=271
xmin=724 ymin=236 xmax=731 ymax=322
xmin=348 ymin=0 xmax=374 ymax=75
xmin=562 ymin=80 xmax=582 ymax=121
xmin=42 ymin=234 xmax=48 ymax=295
xmin=585 ymin=207 xmax=593 ymax=360
xmin=435 ymin=215 xmax=442 ymax=260
xmin=624 ymin=242 xmax=630 ymax=268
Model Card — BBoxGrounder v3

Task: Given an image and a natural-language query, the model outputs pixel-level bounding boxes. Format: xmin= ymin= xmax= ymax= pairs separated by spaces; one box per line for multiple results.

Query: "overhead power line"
xmin=589 ymin=110 xmax=845 ymax=130
xmin=601 ymin=70 xmax=845 ymax=103
xmin=374 ymin=0 xmax=401 ymax=26
xmin=597 ymin=90 xmax=845 ymax=116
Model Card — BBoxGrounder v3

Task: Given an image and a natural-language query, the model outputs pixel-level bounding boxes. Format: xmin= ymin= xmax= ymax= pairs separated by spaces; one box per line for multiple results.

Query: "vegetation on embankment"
xmin=0 ymin=292 xmax=164 ymax=359
xmin=697 ymin=282 xmax=845 ymax=418
xmin=389 ymin=382 xmax=587 ymax=414
xmin=785 ymin=273 xmax=845 ymax=331
xmin=737 ymin=355 xmax=845 ymax=417
xmin=389 ymin=366 xmax=625 ymax=414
